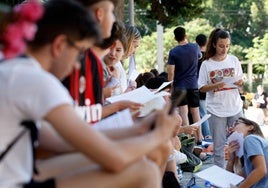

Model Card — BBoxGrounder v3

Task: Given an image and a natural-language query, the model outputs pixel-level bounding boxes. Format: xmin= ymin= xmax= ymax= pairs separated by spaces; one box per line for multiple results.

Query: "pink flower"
xmin=14 ymin=0 xmax=44 ymax=22
xmin=2 ymin=23 xmax=23 ymax=45
xmin=0 ymin=0 xmax=44 ymax=59
xmin=3 ymin=38 xmax=26 ymax=59
xmin=20 ymin=21 xmax=37 ymax=41
xmin=2 ymin=23 xmax=26 ymax=59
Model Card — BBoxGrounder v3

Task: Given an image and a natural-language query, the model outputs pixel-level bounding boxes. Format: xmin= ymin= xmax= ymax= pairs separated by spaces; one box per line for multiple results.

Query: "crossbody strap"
xmin=0 ymin=121 xmax=39 ymax=174
xmin=0 ymin=128 xmax=27 ymax=161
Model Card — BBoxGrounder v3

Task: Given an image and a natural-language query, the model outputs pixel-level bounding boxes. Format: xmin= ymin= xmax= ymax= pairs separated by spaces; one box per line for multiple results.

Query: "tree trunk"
xmin=114 ymin=0 xmax=125 ymax=22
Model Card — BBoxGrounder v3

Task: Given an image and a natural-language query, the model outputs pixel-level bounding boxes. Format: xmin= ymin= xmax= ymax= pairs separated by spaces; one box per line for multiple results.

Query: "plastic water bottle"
xmin=205 ymin=180 xmax=211 ymax=188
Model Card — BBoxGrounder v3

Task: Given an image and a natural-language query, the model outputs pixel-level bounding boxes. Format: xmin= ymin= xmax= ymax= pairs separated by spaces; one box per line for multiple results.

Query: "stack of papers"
xmin=195 ymin=165 xmax=244 ymax=188
xmin=106 ymin=86 xmax=170 ymax=117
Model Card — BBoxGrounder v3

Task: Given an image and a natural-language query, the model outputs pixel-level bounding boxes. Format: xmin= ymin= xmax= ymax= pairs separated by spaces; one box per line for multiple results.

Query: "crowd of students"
xmin=0 ymin=0 xmax=268 ymax=188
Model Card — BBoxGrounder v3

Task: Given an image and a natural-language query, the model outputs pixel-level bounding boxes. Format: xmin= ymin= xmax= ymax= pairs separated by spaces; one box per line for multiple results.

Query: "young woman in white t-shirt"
xmin=104 ymin=38 xmax=127 ymax=97
xmin=198 ymin=28 xmax=244 ymax=168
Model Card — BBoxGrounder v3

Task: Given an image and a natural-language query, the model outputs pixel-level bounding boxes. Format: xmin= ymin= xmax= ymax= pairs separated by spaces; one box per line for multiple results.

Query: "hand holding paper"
xmin=223 ymin=75 xmax=243 ymax=88
xmin=106 ymin=86 xmax=170 ymax=117
xmin=227 ymin=131 xmax=244 ymax=158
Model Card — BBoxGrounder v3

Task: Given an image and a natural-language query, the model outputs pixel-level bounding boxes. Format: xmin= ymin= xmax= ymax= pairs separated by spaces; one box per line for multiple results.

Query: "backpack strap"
xmin=21 ymin=121 xmax=39 ymax=174
xmin=0 ymin=121 xmax=39 ymax=175
xmin=0 ymin=128 xmax=27 ymax=161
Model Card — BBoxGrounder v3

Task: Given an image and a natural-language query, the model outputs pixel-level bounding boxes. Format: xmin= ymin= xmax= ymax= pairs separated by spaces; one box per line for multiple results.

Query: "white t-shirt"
xmin=114 ymin=61 xmax=128 ymax=92
xmin=0 ymin=57 xmax=72 ymax=188
xmin=198 ymin=54 xmax=243 ymax=117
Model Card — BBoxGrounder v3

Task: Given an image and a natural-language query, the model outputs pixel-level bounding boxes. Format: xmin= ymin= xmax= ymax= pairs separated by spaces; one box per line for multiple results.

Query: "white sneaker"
xmin=174 ymin=149 xmax=187 ymax=164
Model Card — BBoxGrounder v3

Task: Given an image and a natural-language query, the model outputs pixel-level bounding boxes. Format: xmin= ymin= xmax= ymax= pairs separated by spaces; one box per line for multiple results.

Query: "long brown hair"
xmin=237 ymin=117 xmax=264 ymax=138
xmin=204 ymin=28 xmax=230 ymax=60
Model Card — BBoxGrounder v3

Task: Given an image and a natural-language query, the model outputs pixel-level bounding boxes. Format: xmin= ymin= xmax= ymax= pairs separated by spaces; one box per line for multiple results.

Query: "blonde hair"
xmin=122 ymin=25 xmax=141 ymax=59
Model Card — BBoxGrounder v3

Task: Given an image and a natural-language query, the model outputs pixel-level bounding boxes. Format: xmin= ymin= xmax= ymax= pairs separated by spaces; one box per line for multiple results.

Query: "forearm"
xmin=100 ymin=111 xmax=174 ymax=172
xmin=226 ymin=160 xmax=234 ymax=172
xmin=112 ymin=129 xmax=168 ymax=169
xmin=39 ymin=121 xmax=74 ymax=153
xmin=199 ymin=83 xmax=221 ymax=92
xmin=102 ymin=102 xmax=121 ymax=118
xmin=168 ymin=65 xmax=174 ymax=81
xmin=168 ymin=73 xmax=173 ymax=81
xmin=100 ymin=125 xmax=145 ymax=140
xmin=238 ymin=169 xmax=265 ymax=188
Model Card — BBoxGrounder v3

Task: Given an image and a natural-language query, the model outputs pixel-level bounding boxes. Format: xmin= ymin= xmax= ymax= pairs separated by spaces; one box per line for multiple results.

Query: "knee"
xmin=149 ymin=141 xmax=173 ymax=165
xmin=160 ymin=140 xmax=173 ymax=156
xmin=138 ymin=159 xmax=161 ymax=187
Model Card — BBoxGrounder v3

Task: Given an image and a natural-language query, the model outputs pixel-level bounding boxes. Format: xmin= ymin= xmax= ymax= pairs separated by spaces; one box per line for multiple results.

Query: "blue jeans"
xmin=199 ymin=100 xmax=211 ymax=139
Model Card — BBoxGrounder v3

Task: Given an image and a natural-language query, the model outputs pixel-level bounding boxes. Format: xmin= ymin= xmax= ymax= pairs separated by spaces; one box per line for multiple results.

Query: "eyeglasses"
xmin=232 ymin=119 xmax=245 ymax=127
xmin=66 ymin=37 xmax=85 ymax=61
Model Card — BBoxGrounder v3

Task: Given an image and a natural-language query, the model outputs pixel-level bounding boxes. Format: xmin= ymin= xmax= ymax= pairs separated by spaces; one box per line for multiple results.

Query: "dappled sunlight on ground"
xmin=244 ymin=106 xmax=268 ymax=139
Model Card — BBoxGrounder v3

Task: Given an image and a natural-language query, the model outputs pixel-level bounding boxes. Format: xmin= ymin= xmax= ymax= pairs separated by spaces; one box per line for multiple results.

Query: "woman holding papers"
xmin=118 ymin=25 xmax=141 ymax=93
xmin=227 ymin=117 xmax=268 ymax=188
xmin=198 ymin=28 xmax=244 ymax=168
xmin=103 ymin=22 xmax=127 ymax=97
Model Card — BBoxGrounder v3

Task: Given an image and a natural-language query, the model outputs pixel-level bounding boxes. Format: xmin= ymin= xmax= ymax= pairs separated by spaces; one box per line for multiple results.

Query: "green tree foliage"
xmin=250 ymin=1 xmax=268 ymax=38
xmin=202 ymin=0 xmax=252 ymax=47
xmin=202 ymin=0 xmax=268 ymax=49
xmin=245 ymin=33 xmax=268 ymax=75
xmin=246 ymin=34 xmax=268 ymax=64
xmin=135 ymin=18 xmax=213 ymax=72
xmin=134 ymin=0 xmax=205 ymax=29
xmin=134 ymin=0 xmax=268 ymax=76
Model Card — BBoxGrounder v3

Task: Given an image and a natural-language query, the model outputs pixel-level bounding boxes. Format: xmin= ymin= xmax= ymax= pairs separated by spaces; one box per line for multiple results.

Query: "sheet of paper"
xmin=128 ymin=69 xmax=140 ymax=81
xmin=153 ymin=81 xmax=173 ymax=94
xmin=106 ymin=86 xmax=155 ymax=104
xmin=139 ymin=96 xmax=166 ymax=117
xmin=154 ymin=90 xmax=170 ymax=98
xmin=223 ymin=75 xmax=243 ymax=88
xmin=93 ymin=109 xmax=133 ymax=130
xmin=227 ymin=131 xmax=244 ymax=158
xmin=195 ymin=165 xmax=244 ymax=188
xmin=191 ymin=114 xmax=211 ymax=126
xmin=106 ymin=86 xmax=170 ymax=117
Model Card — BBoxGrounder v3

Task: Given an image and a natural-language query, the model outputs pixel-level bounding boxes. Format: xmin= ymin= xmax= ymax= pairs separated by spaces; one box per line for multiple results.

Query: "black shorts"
xmin=171 ymin=88 xmax=200 ymax=107
xmin=23 ymin=179 xmax=55 ymax=188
